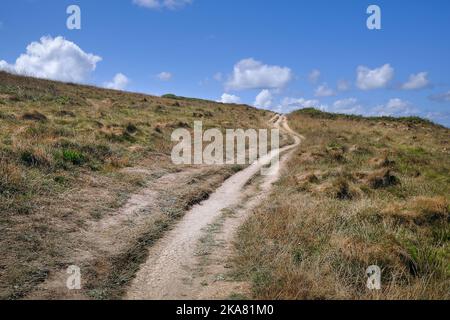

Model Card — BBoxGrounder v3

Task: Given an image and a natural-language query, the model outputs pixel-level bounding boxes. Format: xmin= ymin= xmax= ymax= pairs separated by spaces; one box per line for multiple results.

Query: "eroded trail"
xmin=126 ymin=116 xmax=301 ymax=300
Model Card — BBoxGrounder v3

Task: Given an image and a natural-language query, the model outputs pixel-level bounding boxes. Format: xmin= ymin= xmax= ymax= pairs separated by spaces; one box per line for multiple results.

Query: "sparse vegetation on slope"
xmin=233 ymin=108 xmax=449 ymax=299
xmin=0 ymin=72 xmax=272 ymax=299
xmin=297 ymin=108 xmax=441 ymax=127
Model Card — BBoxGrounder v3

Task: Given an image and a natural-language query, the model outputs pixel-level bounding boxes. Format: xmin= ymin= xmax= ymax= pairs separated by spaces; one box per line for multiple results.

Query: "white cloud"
xmin=0 ymin=60 xmax=13 ymax=73
xmin=330 ymin=98 xmax=363 ymax=114
xmin=104 ymin=73 xmax=129 ymax=90
xmin=337 ymin=79 xmax=351 ymax=91
xmin=356 ymin=64 xmax=394 ymax=90
xmin=133 ymin=0 xmax=192 ymax=10
xmin=429 ymin=90 xmax=450 ymax=103
xmin=308 ymin=69 xmax=321 ymax=84
xmin=402 ymin=72 xmax=429 ymax=90
xmin=315 ymin=83 xmax=335 ymax=97
xmin=254 ymin=89 xmax=273 ymax=108
xmin=373 ymin=98 xmax=418 ymax=116
xmin=0 ymin=36 xmax=101 ymax=83
xmin=282 ymin=97 xmax=320 ymax=108
xmin=275 ymin=97 xmax=324 ymax=113
xmin=226 ymin=58 xmax=292 ymax=91
xmin=157 ymin=71 xmax=172 ymax=81
xmin=218 ymin=93 xmax=241 ymax=104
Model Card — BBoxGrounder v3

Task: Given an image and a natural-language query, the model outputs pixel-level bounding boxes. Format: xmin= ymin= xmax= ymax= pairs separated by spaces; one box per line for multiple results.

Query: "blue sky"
xmin=1 ymin=0 xmax=449 ymax=126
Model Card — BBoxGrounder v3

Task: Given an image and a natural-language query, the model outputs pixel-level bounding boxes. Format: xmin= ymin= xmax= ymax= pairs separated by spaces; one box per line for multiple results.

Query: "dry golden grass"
xmin=0 ymin=72 xmax=272 ymax=299
xmin=233 ymin=109 xmax=449 ymax=300
xmin=383 ymin=196 xmax=448 ymax=225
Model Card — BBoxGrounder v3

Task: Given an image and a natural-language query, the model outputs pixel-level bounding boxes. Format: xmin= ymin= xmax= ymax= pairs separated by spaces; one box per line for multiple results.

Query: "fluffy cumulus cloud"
xmin=0 ymin=36 xmax=102 ymax=83
xmin=429 ymin=90 xmax=450 ymax=103
xmin=373 ymin=98 xmax=418 ymax=116
xmin=104 ymin=73 xmax=129 ymax=90
xmin=402 ymin=72 xmax=429 ymax=90
xmin=254 ymin=89 xmax=273 ymax=108
xmin=157 ymin=71 xmax=172 ymax=81
xmin=218 ymin=93 xmax=241 ymax=104
xmin=315 ymin=83 xmax=335 ymax=97
xmin=356 ymin=64 xmax=394 ymax=90
xmin=308 ymin=69 xmax=321 ymax=84
xmin=226 ymin=58 xmax=292 ymax=91
xmin=133 ymin=0 xmax=192 ymax=10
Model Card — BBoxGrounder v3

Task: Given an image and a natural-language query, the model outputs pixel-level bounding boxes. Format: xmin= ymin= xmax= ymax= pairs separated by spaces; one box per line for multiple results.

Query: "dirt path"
xmin=126 ymin=116 xmax=302 ymax=300
xmin=25 ymin=165 xmax=234 ymax=300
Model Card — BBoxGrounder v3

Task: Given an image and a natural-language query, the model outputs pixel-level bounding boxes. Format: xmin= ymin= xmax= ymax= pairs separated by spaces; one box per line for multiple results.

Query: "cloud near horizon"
xmin=226 ymin=58 xmax=292 ymax=91
xmin=273 ymin=95 xmax=424 ymax=120
xmin=218 ymin=93 xmax=241 ymax=104
xmin=104 ymin=73 xmax=130 ymax=90
xmin=274 ymin=97 xmax=324 ymax=113
xmin=328 ymin=98 xmax=363 ymax=114
xmin=372 ymin=98 xmax=418 ymax=117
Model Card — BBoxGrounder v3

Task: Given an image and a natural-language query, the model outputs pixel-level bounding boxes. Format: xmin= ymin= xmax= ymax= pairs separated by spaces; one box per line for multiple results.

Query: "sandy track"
xmin=126 ymin=116 xmax=301 ymax=300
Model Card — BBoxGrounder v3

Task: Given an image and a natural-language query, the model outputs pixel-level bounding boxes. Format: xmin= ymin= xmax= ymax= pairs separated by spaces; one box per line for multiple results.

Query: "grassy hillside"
xmin=234 ymin=108 xmax=450 ymax=299
xmin=0 ymin=72 xmax=273 ymax=299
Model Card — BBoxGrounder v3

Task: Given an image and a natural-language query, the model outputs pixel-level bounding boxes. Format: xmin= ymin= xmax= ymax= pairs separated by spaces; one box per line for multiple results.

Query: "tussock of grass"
xmin=365 ymin=169 xmax=399 ymax=189
xmin=233 ymin=109 xmax=449 ymax=300
xmin=0 ymin=159 xmax=25 ymax=195
xmin=382 ymin=196 xmax=449 ymax=225
xmin=21 ymin=110 xmax=48 ymax=122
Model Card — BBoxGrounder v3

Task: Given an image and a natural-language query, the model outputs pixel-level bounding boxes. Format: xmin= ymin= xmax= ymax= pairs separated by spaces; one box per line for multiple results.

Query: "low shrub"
xmin=62 ymin=150 xmax=85 ymax=165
